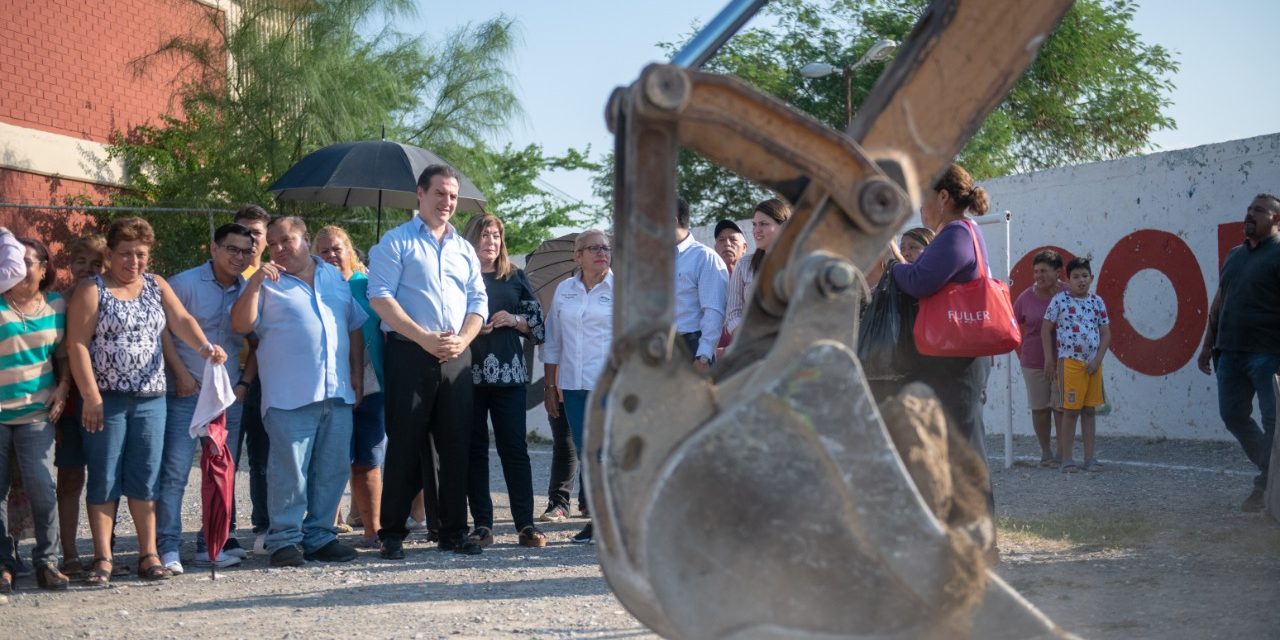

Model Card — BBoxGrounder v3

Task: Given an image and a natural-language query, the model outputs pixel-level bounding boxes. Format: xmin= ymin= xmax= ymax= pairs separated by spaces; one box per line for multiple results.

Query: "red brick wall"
xmin=0 ymin=0 xmax=223 ymax=143
xmin=0 ymin=169 xmax=104 ymax=272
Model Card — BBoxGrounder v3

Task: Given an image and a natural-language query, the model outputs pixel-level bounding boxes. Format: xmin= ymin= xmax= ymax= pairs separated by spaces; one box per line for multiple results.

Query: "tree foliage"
xmin=101 ymin=0 xmax=573 ymax=273
xmin=445 ymin=143 xmax=601 ymax=255
xmin=596 ymin=0 xmax=1178 ymax=226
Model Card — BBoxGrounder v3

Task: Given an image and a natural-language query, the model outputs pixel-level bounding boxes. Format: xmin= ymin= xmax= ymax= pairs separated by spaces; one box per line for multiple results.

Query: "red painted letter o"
xmin=1096 ymin=230 xmax=1206 ymax=376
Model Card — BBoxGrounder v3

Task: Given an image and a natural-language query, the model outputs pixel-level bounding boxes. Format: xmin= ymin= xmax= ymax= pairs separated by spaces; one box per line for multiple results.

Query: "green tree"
xmin=445 ymin=143 xmax=601 ymax=255
xmin=102 ymin=0 xmax=527 ymax=273
xmin=596 ymin=0 xmax=1177 ymax=225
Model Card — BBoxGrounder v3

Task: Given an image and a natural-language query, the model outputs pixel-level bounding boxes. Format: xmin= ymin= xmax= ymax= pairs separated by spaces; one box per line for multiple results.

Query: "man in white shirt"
xmin=674 ymin=198 xmax=729 ymax=372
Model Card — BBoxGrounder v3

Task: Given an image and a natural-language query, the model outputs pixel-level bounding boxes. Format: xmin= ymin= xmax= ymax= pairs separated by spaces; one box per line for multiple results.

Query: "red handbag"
xmin=912 ymin=219 xmax=1021 ymax=357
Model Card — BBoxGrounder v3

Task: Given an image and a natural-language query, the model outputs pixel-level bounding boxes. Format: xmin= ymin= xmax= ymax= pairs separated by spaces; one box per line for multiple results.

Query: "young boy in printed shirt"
xmin=1041 ymin=257 xmax=1111 ymax=473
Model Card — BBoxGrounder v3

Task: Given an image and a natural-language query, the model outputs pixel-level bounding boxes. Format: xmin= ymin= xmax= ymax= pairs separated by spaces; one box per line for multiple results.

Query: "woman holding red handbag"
xmin=886 ymin=164 xmax=997 ymax=504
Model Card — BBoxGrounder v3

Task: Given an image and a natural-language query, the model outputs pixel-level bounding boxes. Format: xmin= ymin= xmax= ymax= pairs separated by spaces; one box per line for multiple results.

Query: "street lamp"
xmin=800 ymin=39 xmax=898 ymax=127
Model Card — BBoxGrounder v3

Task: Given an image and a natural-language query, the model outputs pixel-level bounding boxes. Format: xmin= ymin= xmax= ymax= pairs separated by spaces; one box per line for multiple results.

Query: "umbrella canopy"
xmin=268 ymin=140 xmax=487 ymax=234
xmin=200 ymin=412 xmax=234 ymax=579
xmin=525 ymin=233 xmax=579 ymax=314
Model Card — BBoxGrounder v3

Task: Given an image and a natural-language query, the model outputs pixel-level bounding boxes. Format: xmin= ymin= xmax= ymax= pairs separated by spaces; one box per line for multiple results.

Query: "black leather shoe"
xmin=438 ymin=535 xmax=483 ymax=555
xmin=304 ymin=540 xmax=357 ymax=562
xmin=454 ymin=540 xmax=483 ymax=555
xmin=380 ymin=537 xmax=405 ymax=560
xmin=269 ymin=545 xmax=305 ymax=568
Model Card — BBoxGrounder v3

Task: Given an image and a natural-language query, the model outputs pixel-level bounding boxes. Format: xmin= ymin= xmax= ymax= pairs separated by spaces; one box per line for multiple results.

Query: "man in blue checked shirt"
xmin=230 ymin=216 xmax=366 ymax=568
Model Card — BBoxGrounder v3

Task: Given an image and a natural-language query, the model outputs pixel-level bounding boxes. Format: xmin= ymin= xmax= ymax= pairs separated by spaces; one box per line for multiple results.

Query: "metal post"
xmin=669 ymin=0 xmax=769 ymax=69
xmin=1004 ymin=210 xmax=1014 ymax=469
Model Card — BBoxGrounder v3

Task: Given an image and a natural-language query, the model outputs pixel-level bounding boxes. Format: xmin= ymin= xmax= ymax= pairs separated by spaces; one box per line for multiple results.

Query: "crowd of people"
xmin=0 ymin=162 xmax=1276 ymax=594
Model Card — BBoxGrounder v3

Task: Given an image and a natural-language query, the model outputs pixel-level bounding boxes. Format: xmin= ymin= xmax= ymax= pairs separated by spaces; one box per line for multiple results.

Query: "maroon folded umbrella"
xmin=200 ymin=411 xmax=235 ymax=579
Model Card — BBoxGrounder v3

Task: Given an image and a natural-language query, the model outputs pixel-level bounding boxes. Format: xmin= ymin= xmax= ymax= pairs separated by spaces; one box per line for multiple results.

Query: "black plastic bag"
xmin=857 ymin=269 xmax=910 ymax=380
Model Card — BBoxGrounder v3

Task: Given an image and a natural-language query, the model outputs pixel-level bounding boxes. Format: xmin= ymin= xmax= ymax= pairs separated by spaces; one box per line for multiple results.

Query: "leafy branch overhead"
xmin=104 ymin=0 xmax=576 ymax=272
xmin=596 ymin=0 xmax=1178 ymax=226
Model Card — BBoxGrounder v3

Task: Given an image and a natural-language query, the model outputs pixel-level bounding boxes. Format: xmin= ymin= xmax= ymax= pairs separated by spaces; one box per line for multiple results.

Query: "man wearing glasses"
xmin=155 ymin=223 xmax=256 ymax=574
xmin=368 ymin=165 xmax=489 ymax=558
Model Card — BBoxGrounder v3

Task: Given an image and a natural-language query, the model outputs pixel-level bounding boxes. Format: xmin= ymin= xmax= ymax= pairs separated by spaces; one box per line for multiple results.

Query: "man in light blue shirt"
xmin=367 ymin=164 xmax=488 ymax=559
xmin=230 ymin=216 xmax=366 ymax=568
xmin=675 ymin=198 xmax=729 ymax=371
xmin=156 ymin=223 xmax=253 ymax=574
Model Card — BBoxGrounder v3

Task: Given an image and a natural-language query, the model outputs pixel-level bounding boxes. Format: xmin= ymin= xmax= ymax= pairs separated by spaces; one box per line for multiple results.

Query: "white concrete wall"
xmin=982 ymin=133 xmax=1280 ymax=441
xmin=522 ymin=133 xmax=1280 ymax=442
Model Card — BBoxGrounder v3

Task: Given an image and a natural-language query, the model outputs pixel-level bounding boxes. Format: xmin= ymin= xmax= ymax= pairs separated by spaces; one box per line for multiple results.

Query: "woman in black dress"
xmin=462 ymin=214 xmax=547 ymax=548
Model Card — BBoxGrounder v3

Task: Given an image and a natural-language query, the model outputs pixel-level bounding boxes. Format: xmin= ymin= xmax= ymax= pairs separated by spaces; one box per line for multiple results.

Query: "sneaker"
xmin=1242 ymin=487 xmax=1266 ymax=513
xmin=518 ymin=525 xmax=548 ymax=548
xmin=253 ymin=533 xmax=268 ymax=556
xmin=269 ymin=544 xmax=305 ymax=568
xmin=192 ymin=550 xmax=242 ymax=568
xmin=406 ymin=517 xmax=428 ymax=531
xmin=222 ymin=538 xmax=248 ymax=559
xmin=304 ymin=540 xmax=357 ymax=563
xmin=570 ymin=523 xmax=594 ymax=544
xmin=538 ymin=505 xmax=569 ymax=523
xmin=380 ymin=537 xmax=405 ymax=560
xmin=160 ymin=551 xmax=184 ymax=576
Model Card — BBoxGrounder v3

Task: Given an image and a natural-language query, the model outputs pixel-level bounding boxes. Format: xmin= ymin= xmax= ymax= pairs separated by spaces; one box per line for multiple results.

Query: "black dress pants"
xmin=378 ymin=341 xmax=472 ymax=542
xmin=467 ymin=385 xmax=536 ymax=531
xmin=545 ymin=404 xmax=582 ymax=510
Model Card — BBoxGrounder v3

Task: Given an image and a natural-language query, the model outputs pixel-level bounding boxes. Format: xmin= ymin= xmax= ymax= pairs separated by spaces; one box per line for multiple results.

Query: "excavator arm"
xmin=589 ymin=1 xmax=1077 ymax=637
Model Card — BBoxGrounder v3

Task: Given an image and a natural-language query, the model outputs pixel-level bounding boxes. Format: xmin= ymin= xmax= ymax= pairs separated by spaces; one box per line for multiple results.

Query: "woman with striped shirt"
xmin=0 ymin=238 xmax=70 ymax=592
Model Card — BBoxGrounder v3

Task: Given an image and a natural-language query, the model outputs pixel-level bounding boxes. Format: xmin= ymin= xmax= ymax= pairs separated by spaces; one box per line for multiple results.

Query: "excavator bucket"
xmin=586 ymin=0 xmax=1080 ymax=638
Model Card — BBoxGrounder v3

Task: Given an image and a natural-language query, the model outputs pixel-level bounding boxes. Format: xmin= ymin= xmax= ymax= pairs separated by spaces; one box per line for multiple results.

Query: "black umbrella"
xmin=267 ymin=140 xmax=486 ymax=236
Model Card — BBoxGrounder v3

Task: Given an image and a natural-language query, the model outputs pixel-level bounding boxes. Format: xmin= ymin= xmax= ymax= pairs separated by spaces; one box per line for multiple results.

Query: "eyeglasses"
xmin=219 ymin=244 xmax=256 ymax=258
xmin=581 ymin=245 xmax=612 ymax=255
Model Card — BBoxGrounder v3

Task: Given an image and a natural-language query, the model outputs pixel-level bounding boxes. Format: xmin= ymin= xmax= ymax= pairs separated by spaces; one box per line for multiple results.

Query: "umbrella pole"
xmin=376 ymin=190 xmax=383 ymax=238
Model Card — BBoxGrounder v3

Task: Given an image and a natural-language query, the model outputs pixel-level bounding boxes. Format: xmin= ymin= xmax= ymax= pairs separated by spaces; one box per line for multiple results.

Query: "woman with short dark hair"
xmin=66 ymin=217 xmax=228 ymax=586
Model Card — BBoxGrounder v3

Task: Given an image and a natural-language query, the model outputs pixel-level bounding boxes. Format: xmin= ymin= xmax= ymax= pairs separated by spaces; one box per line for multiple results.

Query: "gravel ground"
xmin=4 ymin=434 xmax=1279 ymax=639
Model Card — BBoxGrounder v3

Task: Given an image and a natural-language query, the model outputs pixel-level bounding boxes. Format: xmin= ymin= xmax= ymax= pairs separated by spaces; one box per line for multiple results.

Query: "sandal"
xmin=1060 ymin=459 xmax=1080 ymax=474
xmin=1082 ymin=458 xmax=1104 ymax=472
xmin=518 ymin=525 xmax=548 ymax=548
xmin=0 ymin=565 xmax=14 ymax=594
xmin=466 ymin=526 xmax=494 ymax=548
xmin=85 ymin=557 xmax=112 ymax=588
xmin=136 ymin=553 xmax=172 ymax=581
xmin=36 ymin=564 xmax=70 ymax=591
xmin=59 ymin=556 xmax=85 ymax=577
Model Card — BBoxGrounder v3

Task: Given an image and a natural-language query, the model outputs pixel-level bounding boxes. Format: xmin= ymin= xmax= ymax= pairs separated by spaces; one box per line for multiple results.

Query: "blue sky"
xmin=411 ymin=0 xmax=1279 ymax=209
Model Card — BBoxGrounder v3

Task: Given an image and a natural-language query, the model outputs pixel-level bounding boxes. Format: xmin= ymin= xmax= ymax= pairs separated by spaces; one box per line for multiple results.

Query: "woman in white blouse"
xmin=725 ymin=199 xmax=791 ymax=336
xmin=541 ymin=229 xmax=612 ymax=544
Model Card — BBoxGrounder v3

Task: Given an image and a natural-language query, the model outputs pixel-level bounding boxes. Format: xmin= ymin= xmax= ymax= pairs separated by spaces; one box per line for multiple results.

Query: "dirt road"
xmin=5 ymin=435 xmax=1278 ymax=639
